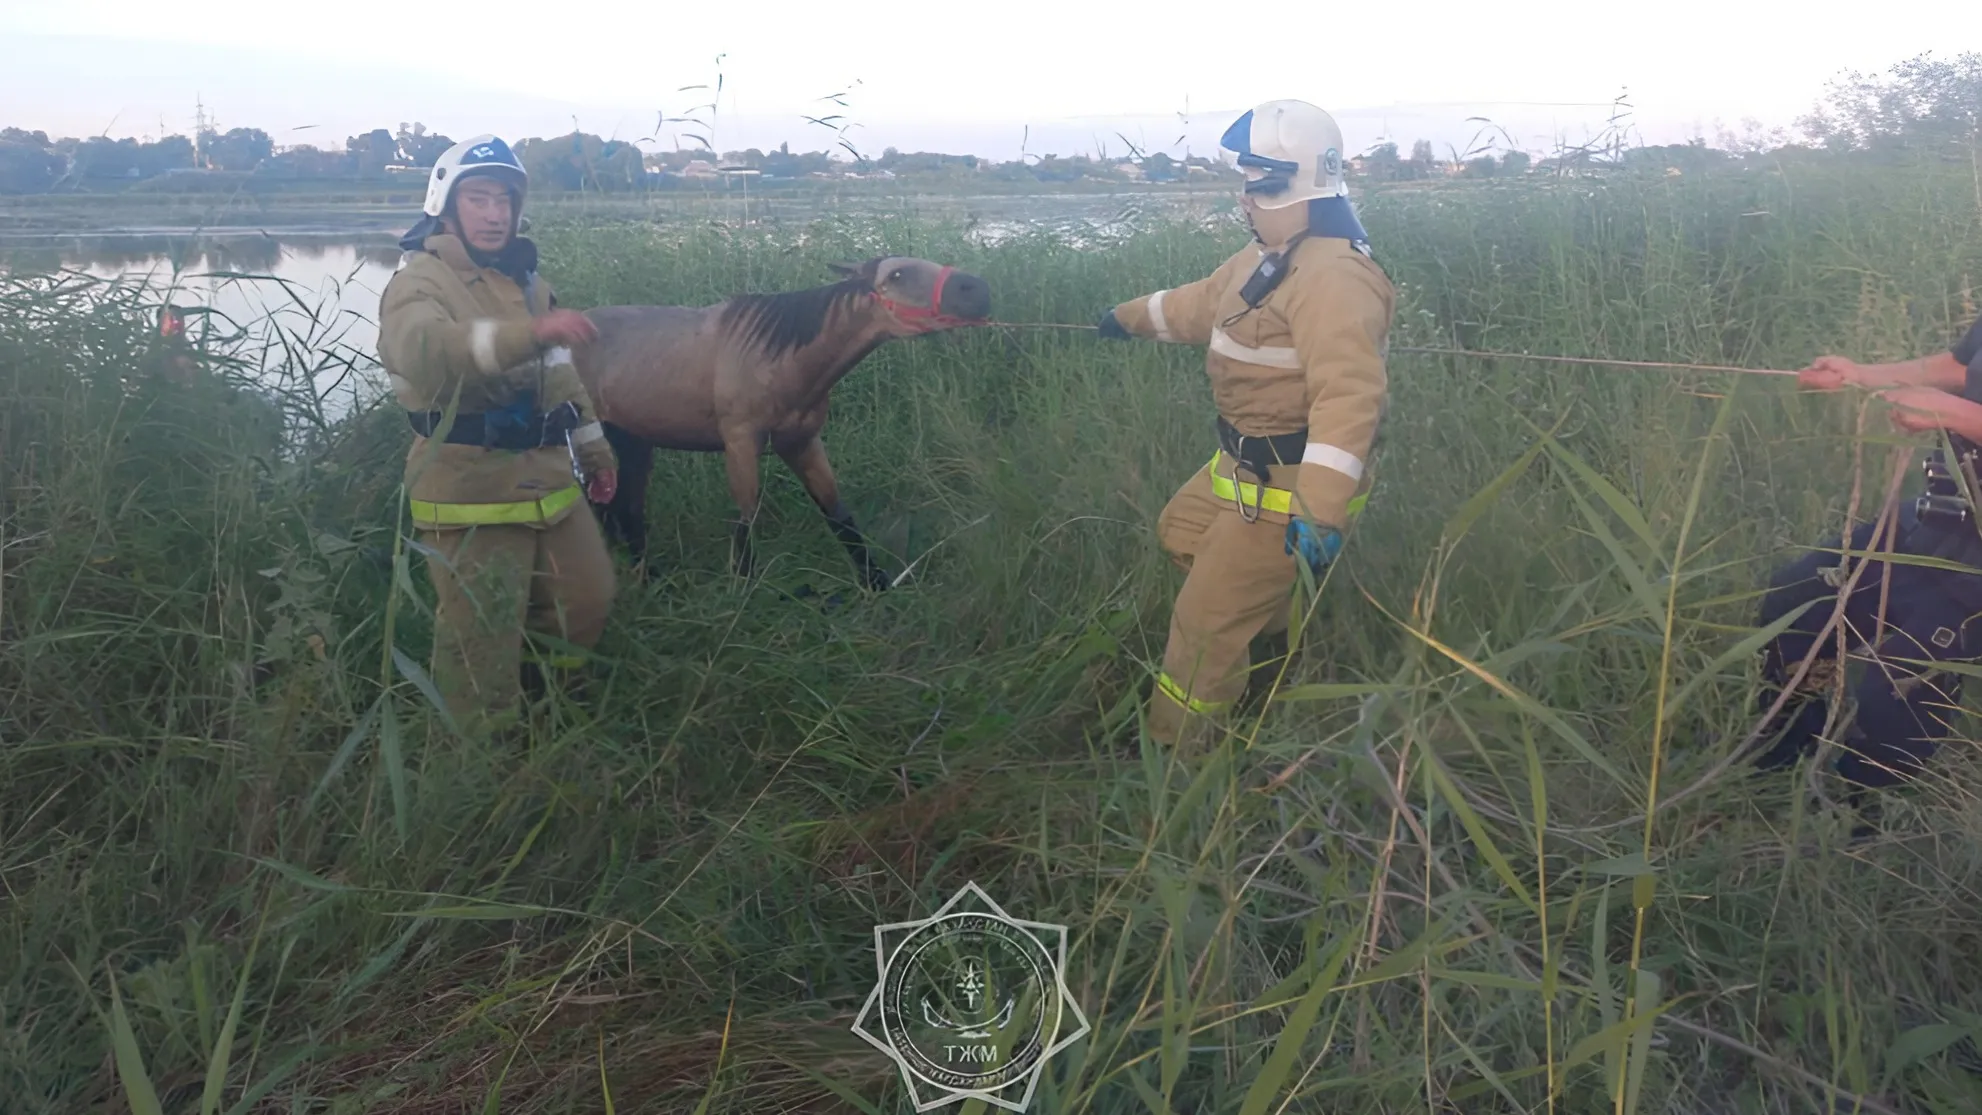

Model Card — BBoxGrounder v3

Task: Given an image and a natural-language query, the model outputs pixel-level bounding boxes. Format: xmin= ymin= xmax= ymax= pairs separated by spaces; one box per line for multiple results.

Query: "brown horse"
xmin=572 ymin=256 xmax=992 ymax=590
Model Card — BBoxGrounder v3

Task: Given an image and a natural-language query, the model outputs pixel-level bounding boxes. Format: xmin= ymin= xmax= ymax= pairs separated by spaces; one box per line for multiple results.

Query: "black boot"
xmin=525 ymin=652 xmax=605 ymax=710
xmin=520 ymin=659 xmax=548 ymax=706
xmin=1748 ymin=650 xmax=1841 ymax=774
xmin=1241 ymin=630 xmax=1293 ymax=709
xmin=1845 ymin=789 xmax=1884 ymax=844
xmin=559 ymin=661 xmax=602 ymax=709
xmin=1749 ymin=694 xmax=1829 ymax=773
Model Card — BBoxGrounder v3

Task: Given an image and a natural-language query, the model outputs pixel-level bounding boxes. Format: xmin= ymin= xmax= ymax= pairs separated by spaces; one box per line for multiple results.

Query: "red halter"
xmin=870 ymin=265 xmax=978 ymax=332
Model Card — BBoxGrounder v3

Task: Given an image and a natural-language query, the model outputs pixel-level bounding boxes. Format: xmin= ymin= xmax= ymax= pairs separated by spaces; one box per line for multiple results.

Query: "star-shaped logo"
xmin=851 ymin=882 xmax=1090 ymax=1112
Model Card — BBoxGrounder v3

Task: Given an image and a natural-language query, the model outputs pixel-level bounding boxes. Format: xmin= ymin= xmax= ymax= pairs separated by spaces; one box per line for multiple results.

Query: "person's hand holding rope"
xmin=1878 ymin=386 xmax=1975 ymax=433
xmin=1798 ymin=355 xmax=1882 ymax=390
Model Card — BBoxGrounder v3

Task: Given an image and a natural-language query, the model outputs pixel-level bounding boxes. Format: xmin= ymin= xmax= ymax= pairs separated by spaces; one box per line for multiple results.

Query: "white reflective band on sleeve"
xmin=544 ymin=345 xmax=574 ymax=368
xmin=571 ymin=421 xmax=606 ymax=445
xmin=1209 ymin=328 xmax=1301 ymax=368
xmin=1302 ymin=442 xmax=1366 ymax=481
xmin=469 ymin=319 xmax=500 ymax=374
xmin=1147 ymin=290 xmax=1173 ymax=342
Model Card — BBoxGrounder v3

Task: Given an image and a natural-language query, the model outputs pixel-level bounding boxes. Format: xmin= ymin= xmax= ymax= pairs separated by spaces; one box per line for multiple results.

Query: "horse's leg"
xmin=779 ymin=436 xmax=890 ymax=592
xmin=599 ymin=422 xmax=655 ymax=576
xmin=721 ymin=435 xmax=762 ymax=581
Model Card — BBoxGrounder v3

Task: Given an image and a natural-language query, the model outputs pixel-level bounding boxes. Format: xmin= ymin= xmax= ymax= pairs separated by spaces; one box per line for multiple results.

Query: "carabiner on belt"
xmin=1228 ymin=443 xmax=1264 ymax=524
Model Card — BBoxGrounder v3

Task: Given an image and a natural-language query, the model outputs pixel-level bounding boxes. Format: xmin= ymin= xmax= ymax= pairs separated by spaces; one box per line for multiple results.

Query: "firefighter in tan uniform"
xmin=377 ymin=135 xmax=620 ymax=735
xmin=1098 ymin=100 xmax=1395 ymax=752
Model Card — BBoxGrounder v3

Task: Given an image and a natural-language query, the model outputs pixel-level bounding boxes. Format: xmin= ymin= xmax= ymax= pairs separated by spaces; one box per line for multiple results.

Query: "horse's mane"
xmin=718 ymin=260 xmax=879 ymax=355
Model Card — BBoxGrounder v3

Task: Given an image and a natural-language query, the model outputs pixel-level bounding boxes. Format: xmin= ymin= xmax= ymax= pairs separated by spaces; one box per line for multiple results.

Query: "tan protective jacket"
xmin=1112 ymin=235 xmax=1394 ymax=529
xmin=378 ymin=233 xmax=617 ymax=529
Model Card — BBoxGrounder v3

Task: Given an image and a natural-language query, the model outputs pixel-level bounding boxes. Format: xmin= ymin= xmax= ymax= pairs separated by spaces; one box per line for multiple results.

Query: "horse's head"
xmin=830 ymin=256 xmax=992 ymax=336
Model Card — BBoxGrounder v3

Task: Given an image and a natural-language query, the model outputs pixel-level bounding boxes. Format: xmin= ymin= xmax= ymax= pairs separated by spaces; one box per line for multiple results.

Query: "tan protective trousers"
xmin=1145 ymin=457 xmax=1303 ymax=753
xmin=418 ymin=505 xmax=616 ymax=734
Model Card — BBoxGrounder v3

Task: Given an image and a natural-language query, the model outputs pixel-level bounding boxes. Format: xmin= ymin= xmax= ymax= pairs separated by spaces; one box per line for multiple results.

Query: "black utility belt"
xmin=1919 ymin=447 xmax=1979 ymax=529
xmin=408 ymin=401 xmax=581 ymax=450
xmin=1910 ymin=447 xmax=1982 ymax=568
xmin=1916 ymin=494 xmax=1973 ymax=529
xmin=1217 ymin=416 xmax=1307 ymax=486
xmin=1908 ymin=500 xmax=1982 ymax=573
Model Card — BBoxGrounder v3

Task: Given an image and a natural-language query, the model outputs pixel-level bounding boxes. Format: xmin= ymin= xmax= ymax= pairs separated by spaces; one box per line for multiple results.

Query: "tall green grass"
xmin=5 ymin=158 xmax=1982 ymax=1115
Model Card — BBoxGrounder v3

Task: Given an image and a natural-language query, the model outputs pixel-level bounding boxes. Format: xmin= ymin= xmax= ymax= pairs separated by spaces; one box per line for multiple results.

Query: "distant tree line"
xmin=0 ymin=119 xmax=1229 ymax=195
xmin=0 ymin=121 xmax=456 ymax=194
xmin=1 ymin=50 xmax=1973 ymax=196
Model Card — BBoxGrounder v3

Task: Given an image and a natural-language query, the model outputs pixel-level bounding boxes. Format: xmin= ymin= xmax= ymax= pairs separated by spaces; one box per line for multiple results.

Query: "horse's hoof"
xmin=861 ymin=568 xmax=894 ymax=593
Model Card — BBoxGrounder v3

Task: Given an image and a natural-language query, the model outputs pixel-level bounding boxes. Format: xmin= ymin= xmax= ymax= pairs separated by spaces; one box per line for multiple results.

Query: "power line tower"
xmin=194 ymin=95 xmax=214 ymax=168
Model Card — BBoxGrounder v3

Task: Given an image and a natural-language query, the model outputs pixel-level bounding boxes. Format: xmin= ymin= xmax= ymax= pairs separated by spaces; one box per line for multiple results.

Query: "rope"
xmin=1390 ymin=345 xmax=1804 ymax=378
xmin=984 ymin=321 xmax=1810 ymax=379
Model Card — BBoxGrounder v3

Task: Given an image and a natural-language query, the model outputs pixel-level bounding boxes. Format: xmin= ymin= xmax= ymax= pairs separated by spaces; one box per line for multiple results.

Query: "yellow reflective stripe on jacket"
xmin=409 ymin=484 xmax=581 ymax=526
xmin=1206 ymin=452 xmax=1370 ymax=519
xmin=1157 ymin=671 xmax=1229 ymax=714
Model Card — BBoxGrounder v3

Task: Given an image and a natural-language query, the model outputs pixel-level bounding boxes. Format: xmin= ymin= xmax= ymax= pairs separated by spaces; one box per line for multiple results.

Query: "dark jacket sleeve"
xmin=1955 ymin=310 xmax=1982 ymax=402
xmin=1955 ymin=310 xmax=1982 ymax=367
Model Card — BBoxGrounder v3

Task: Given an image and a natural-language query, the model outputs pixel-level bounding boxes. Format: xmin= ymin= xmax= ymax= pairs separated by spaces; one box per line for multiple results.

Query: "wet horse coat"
xmin=572 ymin=256 xmax=991 ymax=588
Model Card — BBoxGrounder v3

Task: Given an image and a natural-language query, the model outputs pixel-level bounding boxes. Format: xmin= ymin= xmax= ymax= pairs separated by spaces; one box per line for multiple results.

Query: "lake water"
xmin=0 ymin=232 xmax=401 ymax=381
xmin=0 ymin=192 xmax=1233 ymax=421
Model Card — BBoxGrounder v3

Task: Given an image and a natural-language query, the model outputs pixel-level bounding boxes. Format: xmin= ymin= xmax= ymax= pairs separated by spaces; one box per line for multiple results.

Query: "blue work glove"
xmin=1285 ymin=520 xmax=1343 ymax=577
xmin=485 ymin=396 xmax=534 ymax=439
xmin=1096 ymin=308 xmax=1130 ymax=340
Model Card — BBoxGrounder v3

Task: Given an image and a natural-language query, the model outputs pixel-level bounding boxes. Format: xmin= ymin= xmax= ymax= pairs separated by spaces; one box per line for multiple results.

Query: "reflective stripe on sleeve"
xmin=470 ymin=319 xmax=500 ymax=374
xmin=1209 ymin=328 xmax=1300 ymax=368
xmin=1147 ymin=290 xmax=1173 ymax=342
xmin=1301 ymin=442 xmax=1366 ymax=482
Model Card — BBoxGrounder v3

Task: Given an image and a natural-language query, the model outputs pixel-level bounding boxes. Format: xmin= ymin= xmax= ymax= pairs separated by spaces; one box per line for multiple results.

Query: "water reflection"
xmin=1 ymin=235 xmax=401 ymax=278
xmin=0 ymin=234 xmax=401 ymax=418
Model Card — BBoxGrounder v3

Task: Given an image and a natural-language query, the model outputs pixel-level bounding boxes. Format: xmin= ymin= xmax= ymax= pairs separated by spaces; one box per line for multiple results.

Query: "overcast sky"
xmin=1 ymin=2 xmax=1968 ymax=161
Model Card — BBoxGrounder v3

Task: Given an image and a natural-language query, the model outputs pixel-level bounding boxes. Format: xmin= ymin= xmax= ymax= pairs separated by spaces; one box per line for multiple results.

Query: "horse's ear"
xmin=828 ymin=257 xmax=885 ymax=280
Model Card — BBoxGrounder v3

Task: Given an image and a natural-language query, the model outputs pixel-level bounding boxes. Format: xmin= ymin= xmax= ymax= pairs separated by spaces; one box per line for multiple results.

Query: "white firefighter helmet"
xmin=420 ymin=134 xmax=528 ymax=220
xmin=1219 ymin=100 xmax=1349 ymax=208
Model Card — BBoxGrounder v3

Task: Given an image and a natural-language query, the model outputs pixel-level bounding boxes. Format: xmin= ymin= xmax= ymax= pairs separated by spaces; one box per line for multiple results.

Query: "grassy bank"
xmin=5 ymin=158 xmax=1982 ymax=1115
